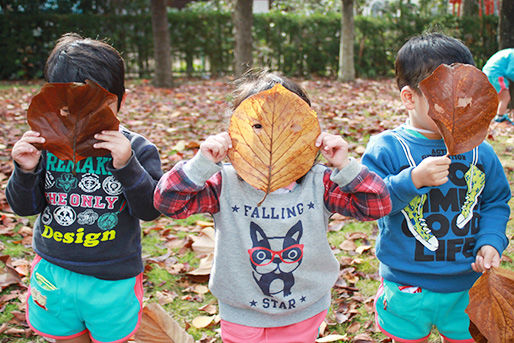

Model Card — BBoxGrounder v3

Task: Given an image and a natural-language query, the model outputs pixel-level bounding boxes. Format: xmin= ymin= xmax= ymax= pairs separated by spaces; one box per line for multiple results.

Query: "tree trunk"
xmin=338 ymin=0 xmax=355 ymax=82
xmin=498 ymin=0 xmax=514 ymax=49
xmin=151 ymin=0 xmax=173 ymax=87
xmin=462 ymin=0 xmax=478 ymax=16
xmin=233 ymin=0 xmax=253 ymax=77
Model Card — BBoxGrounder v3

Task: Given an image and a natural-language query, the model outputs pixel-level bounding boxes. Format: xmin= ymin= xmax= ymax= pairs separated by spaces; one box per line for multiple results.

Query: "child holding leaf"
xmin=154 ymin=70 xmax=391 ymax=343
xmin=6 ymin=33 xmax=163 ymax=343
xmin=361 ymin=33 xmax=511 ymax=343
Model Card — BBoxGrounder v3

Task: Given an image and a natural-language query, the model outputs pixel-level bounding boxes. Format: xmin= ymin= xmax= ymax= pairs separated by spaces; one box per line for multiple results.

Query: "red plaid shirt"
xmin=154 ymin=161 xmax=391 ymax=221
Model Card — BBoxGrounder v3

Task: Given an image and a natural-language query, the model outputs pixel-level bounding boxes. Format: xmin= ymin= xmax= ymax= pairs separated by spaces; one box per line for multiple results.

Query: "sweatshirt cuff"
xmin=183 ymin=152 xmax=222 ymax=186
xmin=12 ymin=160 xmax=43 ymax=189
xmin=108 ymin=151 xmax=145 ymax=189
xmin=473 ymin=233 xmax=508 ymax=257
xmin=329 ymin=157 xmax=362 ymax=187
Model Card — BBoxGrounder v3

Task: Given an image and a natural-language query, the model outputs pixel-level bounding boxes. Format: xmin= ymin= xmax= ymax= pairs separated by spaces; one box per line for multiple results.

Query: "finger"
xmin=482 ymin=249 xmax=498 ymax=270
xmin=315 ymin=132 xmax=328 ymax=147
xmin=491 ymin=254 xmax=500 ymax=268
xmin=474 ymin=255 xmax=485 ymax=273
xmin=94 ymin=133 xmax=124 ymax=142
xmin=22 ymin=130 xmax=42 ymax=138
xmin=20 ymin=136 xmax=46 ymax=145
xmin=14 ymin=145 xmax=40 ymax=155
xmin=471 ymin=262 xmax=479 ymax=273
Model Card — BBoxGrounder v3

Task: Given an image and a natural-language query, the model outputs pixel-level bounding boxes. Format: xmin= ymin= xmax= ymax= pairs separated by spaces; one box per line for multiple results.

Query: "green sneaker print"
xmin=401 ymin=194 xmax=439 ymax=251
xmin=456 ymin=164 xmax=485 ymax=229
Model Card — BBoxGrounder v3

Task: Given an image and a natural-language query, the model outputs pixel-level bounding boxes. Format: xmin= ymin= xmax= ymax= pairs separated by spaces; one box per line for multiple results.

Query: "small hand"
xmin=200 ymin=132 xmax=232 ymax=164
xmin=411 ymin=155 xmax=451 ymax=189
xmin=472 ymin=245 xmax=500 ymax=273
xmin=316 ymin=132 xmax=350 ymax=170
xmin=12 ymin=131 xmax=45 ymax=172
xmin=94 ymin=130 xmax=132 ymax=169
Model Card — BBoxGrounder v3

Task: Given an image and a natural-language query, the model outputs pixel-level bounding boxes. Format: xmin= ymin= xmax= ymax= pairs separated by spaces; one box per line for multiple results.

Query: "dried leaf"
xmin=316 ymin=334 xmax=348 ymax=342
xmin=419 ymin=63 xmax=498 ymax=155
xmin=134 ymin=302 xmax=194 ymax=343
xmin=191 ymin=315 xmax=215 ymax=329
xmin=187 ymin=253 xmax=213 ymax=276
xmin=27 ymin=80 xmax=119 ymax=163
xmin=228 ymin=84 xmax=320 ymax=204
xmin=465 ymin=267 xmax=514 ymax=343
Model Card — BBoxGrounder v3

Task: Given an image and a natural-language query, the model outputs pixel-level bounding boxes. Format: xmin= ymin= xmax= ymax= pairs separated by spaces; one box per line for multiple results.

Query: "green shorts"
xmin=27 ymin=255 xmax=143 ymax=343
xmin=374 ymin=279 xmax=474 ymax=343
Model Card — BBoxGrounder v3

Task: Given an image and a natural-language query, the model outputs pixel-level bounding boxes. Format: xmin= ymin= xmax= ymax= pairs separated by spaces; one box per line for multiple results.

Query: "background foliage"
xmin=0 ymin=3 xmax=499 ymax=80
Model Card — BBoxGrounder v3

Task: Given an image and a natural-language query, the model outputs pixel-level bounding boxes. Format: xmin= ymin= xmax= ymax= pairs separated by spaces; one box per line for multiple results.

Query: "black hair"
xmin=44 ymin=33 xmax=125 ymax=111
xmin=231 ymin=68 xmax=311 ymax=110
xmin=395 ymin=32 xmax=475 ymax=92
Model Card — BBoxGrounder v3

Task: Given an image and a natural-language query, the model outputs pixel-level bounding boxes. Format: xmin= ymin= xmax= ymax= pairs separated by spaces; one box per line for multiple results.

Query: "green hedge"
xmin=0 ymin=11 xmax=498 ymax=80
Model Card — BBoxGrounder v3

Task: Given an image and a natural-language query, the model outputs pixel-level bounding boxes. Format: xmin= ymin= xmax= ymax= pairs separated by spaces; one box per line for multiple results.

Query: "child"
xmin=6 ymin=33 xmax=163 ymax=343
xmin=154 ymin=70 xmax=391 ymax=343
xmin=361 ymin=33 xmax=511 ymax=343
xmin=482 ymin=48 xmax=514 ymax=124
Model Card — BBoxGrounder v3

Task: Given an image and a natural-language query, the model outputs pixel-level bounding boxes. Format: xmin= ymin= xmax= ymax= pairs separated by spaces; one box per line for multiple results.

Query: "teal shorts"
xmin=374 ymin=279 xmax=474 ymax=343
xmin=27 ymin=255 xmax=143 ymax=343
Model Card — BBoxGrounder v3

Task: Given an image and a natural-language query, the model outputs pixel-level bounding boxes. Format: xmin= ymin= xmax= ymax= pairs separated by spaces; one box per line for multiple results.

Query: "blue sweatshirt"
xmin=6 ymin=127 xmax=162 ymax=280
xmin=362 ymin=126 xmax=510 ymax=292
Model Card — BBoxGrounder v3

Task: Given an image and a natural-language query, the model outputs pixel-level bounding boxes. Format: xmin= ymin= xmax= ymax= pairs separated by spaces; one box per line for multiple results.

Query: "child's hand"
xmin=316 ymin=132 xmax=350 ymax=170
xmin=11 ymin=131 xmax=45 ymax=172
xmin=472 ymin=245 xmax=500 ymax=273
xmin=411 ymin=155 xmax=451 ymax=188
xmin=200 ymin=132 xmax=232 ymax=163
xmin=94 ymin=130 xmax=132 ymax=169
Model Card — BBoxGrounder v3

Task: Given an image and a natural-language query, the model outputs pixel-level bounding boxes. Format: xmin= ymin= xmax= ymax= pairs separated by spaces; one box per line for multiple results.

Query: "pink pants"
xmin=220 ymin=309 xmax=327 ymax=343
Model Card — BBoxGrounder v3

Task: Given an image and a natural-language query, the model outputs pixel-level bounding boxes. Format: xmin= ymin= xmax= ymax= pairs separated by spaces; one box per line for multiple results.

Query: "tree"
xmin=462 ymin=0 xmax=478 ymax=16
xmin=233 ymin=0 xmax=253 ymax=77
xmin=338 ymin=0 xmax=355 ymax=82
xmin=498 ymin=0 xmax=514 ymax=49
xmin=150 ymin=0 xmax=173 ymax=87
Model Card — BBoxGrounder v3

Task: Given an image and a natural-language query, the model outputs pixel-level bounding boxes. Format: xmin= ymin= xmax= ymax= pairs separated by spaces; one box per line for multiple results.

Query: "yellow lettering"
xmin=39 ymin=226 xmax=117 ymax=247
xmin=84 ymin=233 xmax=101 ymax=247
xmin=101 ymin=230 xmax=116 ymax=241
xmin=53 ymin=231 xmax=63 ymax=242
xmin=62 ymin=232 xmax=75 ymax=243
xmin=75 ymin=228 xmax=84 ymax=243
xmin=42 ymin=225 xmax=53 ymax=238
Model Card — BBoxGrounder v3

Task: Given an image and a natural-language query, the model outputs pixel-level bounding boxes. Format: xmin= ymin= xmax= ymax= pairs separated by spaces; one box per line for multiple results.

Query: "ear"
xmin=400 ymin=86 xmax=417 ymax=110
xmin=250 ymin=222 xmax=269 ymax=247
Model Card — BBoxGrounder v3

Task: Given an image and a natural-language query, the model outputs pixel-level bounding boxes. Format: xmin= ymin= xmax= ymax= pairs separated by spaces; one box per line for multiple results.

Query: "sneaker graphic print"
xmin=401 ymin=194 xmax=439 ymax=251
xmin=457 ymin=164 xmax=485 ymax=229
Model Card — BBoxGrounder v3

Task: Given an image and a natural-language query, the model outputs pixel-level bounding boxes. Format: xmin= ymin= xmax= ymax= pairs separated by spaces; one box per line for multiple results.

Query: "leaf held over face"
xmin=228 ymin=84 xmax=320 ymax=204
xmin=419 ymin=63 xmax=498 ymax=155
xmin=465 ymin=267 xmax=514 ymax=343
xmin=27 ymin=80 xmax=120 ymax=163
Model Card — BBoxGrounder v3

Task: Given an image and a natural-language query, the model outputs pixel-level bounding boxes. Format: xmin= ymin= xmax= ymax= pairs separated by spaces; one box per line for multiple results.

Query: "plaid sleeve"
xmin=154 ymin=161 xmax=222 ymax=218
xmin=323 ymin=167 xmax=391 ymax=221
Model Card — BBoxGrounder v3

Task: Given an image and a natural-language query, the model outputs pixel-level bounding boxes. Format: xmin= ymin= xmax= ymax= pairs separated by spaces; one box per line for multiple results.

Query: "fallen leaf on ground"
xmin=134 ymin=302 xmax=194 ymax=343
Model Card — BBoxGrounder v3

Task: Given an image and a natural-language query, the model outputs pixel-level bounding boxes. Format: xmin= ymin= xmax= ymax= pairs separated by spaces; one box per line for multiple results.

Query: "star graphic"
xmin=232 ymin=205 xmax=240 ymax=212
xmin=308 ymin=202 xmax=315 ymax=209
xmin=250 ymin=300 xmax=257 ymax=307
xmin=300 ymin=296 xmax=306 ymax=302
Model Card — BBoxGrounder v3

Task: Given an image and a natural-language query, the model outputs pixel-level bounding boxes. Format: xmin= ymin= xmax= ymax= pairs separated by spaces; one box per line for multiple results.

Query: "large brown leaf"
xmin=419 ymin=63 xmax=498 ymax=155
xmin=228 ymin=84 xmax=320 ymax=204
xmin=465 ymin=267 xmax=514 ymax=343
xmin=27 ymin=80 xmax=119 ymax=163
